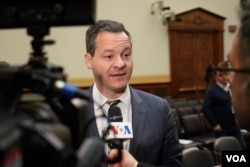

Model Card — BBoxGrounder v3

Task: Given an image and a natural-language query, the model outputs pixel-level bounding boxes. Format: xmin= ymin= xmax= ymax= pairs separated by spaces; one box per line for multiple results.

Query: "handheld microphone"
xmin=106 ymin=107 xmax=133 ymax=148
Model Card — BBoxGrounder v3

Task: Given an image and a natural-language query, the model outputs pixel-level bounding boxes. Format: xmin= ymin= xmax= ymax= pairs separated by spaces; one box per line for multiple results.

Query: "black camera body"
xmin=0 ymin=101 xmax=73 ymax=167
xmin=0 ymin=1 xmax=99 ymax=167
xmin=0 ymin=57 xmax=90 ymax=167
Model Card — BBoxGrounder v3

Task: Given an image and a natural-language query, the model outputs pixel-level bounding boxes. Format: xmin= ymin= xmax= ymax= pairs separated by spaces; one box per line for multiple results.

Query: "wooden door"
xmin=168 ymin=7 xmax=225 ymax=99
xmin=196 ymin=32 xmax=216 ymax=93
xmin=176 ymin=32 xmax=215 ymax=99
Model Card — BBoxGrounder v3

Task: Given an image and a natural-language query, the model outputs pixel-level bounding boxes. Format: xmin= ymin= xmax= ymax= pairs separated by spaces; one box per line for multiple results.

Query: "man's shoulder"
xmin=206 ymin=84 xmax=220 ymax=92
xmin=130 ymin=87 xmax=165 ymax=102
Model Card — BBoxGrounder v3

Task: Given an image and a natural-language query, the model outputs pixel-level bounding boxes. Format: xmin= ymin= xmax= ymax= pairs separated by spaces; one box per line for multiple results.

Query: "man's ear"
xmin=84 ymin=53 xmax=92 ymax=69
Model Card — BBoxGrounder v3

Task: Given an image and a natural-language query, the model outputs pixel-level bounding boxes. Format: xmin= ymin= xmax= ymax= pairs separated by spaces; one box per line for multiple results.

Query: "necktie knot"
xmin=106 ymin=99 xmax=121 ymax=107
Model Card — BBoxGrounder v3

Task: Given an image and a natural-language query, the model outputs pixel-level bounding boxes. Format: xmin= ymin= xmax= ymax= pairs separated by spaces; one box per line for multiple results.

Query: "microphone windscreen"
xmin=108 ymin=106 xmax=123 ymax=122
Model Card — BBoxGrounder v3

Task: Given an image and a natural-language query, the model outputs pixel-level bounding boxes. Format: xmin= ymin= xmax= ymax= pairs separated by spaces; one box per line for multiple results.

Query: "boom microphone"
xmin=54 ymin=80 xmax=91 ymax=101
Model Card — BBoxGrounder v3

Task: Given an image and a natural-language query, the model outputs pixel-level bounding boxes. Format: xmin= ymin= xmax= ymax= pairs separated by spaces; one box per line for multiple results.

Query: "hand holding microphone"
xmin=108 ymin=149 xmax=138 ymax=167
xmin=106 ymin=105 xmax=133 ymax=164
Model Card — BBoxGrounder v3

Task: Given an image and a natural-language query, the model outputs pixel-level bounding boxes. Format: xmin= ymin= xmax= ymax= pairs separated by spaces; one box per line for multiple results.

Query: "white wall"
xmin=0 ymin=0 xmax=241 ymax=79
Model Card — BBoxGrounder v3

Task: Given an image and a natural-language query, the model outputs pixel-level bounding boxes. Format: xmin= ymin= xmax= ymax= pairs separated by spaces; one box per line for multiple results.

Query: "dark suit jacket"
xmin=85 ymin=86 xmax=182 ymax=167
xmin=202 ymin=83 xmax=236 ymax=129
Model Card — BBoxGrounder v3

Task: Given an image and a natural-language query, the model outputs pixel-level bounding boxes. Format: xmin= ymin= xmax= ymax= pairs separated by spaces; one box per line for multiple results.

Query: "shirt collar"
xmin=119 ymin=85 xmax=131 ymax=107
xmin=216 ymin=81 xmax=231 ymax=91
xmin=92 ymin=83 xmax=131 ymax=109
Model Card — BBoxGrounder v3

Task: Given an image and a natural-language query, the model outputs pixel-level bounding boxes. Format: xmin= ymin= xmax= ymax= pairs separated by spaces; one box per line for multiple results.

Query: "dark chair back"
xmin=183 ymin=146 xmax=215 ymax=167
xmin=181 ymin=114 xmax=215 ymax=146
xmin=177 ymin=106 xmax=194 ymax=117
xmin=213 ymin=136 xmax=242 ymax=164
xmin=173 ymin=100 xmax=188 ymax=108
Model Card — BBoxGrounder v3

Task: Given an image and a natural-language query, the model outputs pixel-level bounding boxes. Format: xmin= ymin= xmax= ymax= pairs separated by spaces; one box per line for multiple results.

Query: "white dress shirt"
xmin=92 ymin=83 xmax=132 ymax=153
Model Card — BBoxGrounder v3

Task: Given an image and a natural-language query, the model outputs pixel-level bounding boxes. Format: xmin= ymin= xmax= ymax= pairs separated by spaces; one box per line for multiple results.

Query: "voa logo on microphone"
xmin=222 ymin=151 xmax=250 ymax=167
xmin=106 ymin=122 xmax=133 ymax=139
xmin=111 ymin=125 xmax=131 ymax=135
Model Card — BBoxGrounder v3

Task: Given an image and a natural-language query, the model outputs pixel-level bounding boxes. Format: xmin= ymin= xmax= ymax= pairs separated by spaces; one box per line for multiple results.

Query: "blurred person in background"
xmin=202 ymin=60 xmax=246 ymax=150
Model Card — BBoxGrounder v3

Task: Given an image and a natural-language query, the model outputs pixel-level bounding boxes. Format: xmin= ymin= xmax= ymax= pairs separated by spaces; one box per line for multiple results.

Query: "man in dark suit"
xmin=83 ymin=20 xmax=182 ymax=166
xmin=202 ymin=61 xmax=246 ymax=150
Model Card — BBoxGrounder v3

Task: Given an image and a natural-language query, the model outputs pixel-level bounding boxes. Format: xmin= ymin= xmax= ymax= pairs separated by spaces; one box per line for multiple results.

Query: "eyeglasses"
xmin=217 ymin=61 xmax=250 ymax=73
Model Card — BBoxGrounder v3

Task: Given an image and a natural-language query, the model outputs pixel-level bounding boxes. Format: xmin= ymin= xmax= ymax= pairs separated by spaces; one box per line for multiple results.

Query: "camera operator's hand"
xmin=108 ymin=149 xmax=138 ymax=167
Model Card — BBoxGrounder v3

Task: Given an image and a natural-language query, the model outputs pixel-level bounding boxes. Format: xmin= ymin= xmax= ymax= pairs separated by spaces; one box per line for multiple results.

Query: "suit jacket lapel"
xmin=129 ymin=88 xmax=147 ymax=155
xmin=216 ymin=84 xmax=231 ymax=98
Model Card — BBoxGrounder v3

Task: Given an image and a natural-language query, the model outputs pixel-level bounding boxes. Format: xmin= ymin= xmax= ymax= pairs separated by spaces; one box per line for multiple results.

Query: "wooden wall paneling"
xmin=168 ymin=7 xmax=225 ymax=100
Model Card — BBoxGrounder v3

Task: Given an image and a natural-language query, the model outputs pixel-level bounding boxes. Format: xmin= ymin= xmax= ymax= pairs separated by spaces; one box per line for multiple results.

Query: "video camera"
xmin=0 ymin=1 xmax=121 ymax=167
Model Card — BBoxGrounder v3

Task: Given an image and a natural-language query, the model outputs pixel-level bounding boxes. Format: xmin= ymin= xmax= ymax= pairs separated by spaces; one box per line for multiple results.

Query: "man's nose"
xmin=114 ymin=56 xmax=125 ymax=67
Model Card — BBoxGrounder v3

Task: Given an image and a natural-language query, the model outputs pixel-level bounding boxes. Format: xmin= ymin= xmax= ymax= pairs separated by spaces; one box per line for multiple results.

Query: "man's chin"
xmin=112 ymin=84 xmax=127 ymax=93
